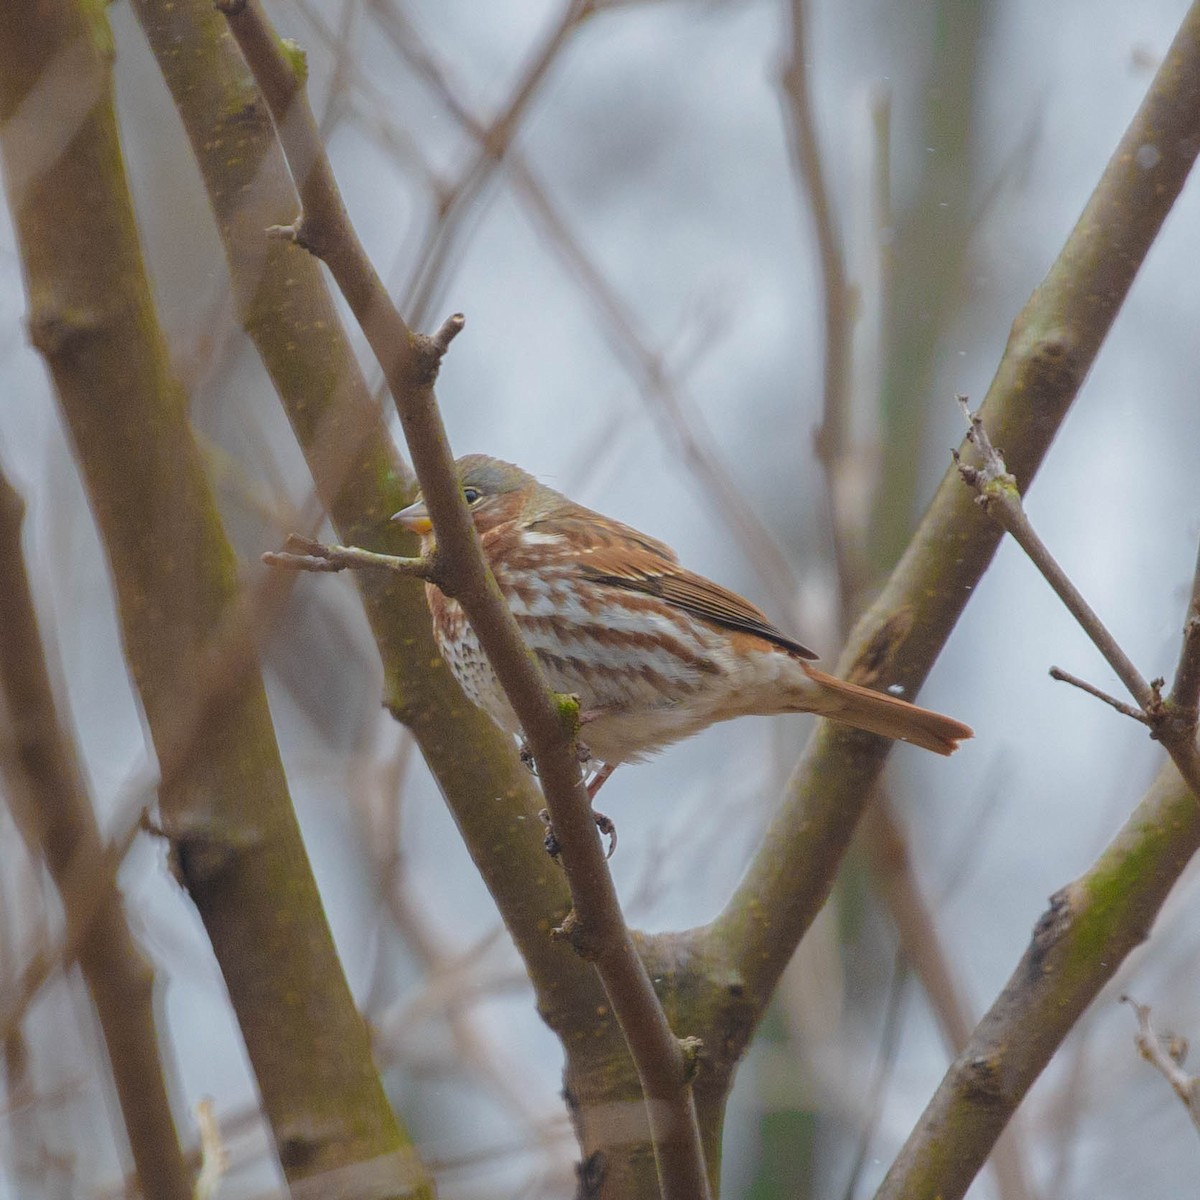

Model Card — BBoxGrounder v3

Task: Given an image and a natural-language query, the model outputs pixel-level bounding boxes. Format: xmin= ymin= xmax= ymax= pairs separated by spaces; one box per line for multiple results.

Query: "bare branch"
xmin=359 ymin=0 xmax=803 ymax=618
xmin=779 ymin=18 xmax=1032 ymax=1199
xmin=863 ymin=14 xmax=1200 ymax=1191
xmin=375 ymin=0 xmax=594 ymax=330
xmin=956 ymin=396 xmax=1156 ymax=710
xmin=0 ymin=0 xmax=431 ymax=1187
xmin=128 ymin=0 xmax=591 ymax=1130
xmin=956 ymin=395 xmax=1200 ymax=802
xmin=220 ymin=4 xmax=711 ymax=1194
xmin=780 ymin=0 xmax=860 ymax=624
xmin=685 ymin=5 xmax=1200 ymax=1196
xmin=1122 ymin=995 xmax=1200 ymax=1136
xmin=1048 ymin=666 xmax=1151 ymax=724
xmin=0 ymin=467 xmax=192 ymax=1200
xmin=263 ymin=534 xmax=437 ymax=581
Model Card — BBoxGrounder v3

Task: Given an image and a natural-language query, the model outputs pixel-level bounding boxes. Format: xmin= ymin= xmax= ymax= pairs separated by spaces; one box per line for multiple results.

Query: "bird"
xmin=393 ymin=455 xmax=972 ymax=799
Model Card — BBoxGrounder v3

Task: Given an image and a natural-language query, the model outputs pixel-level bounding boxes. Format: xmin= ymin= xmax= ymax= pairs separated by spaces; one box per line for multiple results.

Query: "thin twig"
xmin=956 ymin=396 xmax=1200 ymax=805
xmin=263 ymin=534 xmax=437 ymax=581
xmin=779 ymin=18 xmax=1033 ymax=1200
xmin=362 ymin=0 xmax=803 ymax=620
xmin=1122 ymin=995 xmax=1200 ymax=1135
xmin=0 ymin=468 xmax=192 ymax=1200
xmin=780 ymin=0 xmax=859 ymax=625
xmin=1048 ymin=666 xmax=1151 ymax=724
xmin=956 ymin=397 xmax=1157 ymax=712
xmin=220 ymin=5 xmax=710 ymax=1195
xmin=193 ymin=1098 xmax=230 ymax=1200
xmin=375 ymin=0 xmax=593 ymax=330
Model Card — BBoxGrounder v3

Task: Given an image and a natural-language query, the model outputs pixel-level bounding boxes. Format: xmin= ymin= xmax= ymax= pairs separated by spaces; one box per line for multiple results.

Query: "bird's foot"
xmin=519 ymin=738 xmax=591 ymax=773
xmin=539 ymin=807 xmax=618 ymax=861
xmin=586 ymin=762 xmax=617 ymax=800
xmin=538 ymin=809 xmax=560 ymax=859
xmin=594 ymin=809 xmax=616 ymax=858
xmin=519 ymin=740 xmax=538 ymax=776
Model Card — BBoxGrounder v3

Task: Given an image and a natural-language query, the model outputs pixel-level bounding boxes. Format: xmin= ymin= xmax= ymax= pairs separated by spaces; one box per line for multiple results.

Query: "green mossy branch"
xmin=0 ymin=2 xmax=431 ymax=1195
xmin=702 ymin=0 xmax=1200 ymax=1044
xmin=127 ymin=0 xmax=590 ymax=1012
xmin=878 ymin=760 xmax=1200 ymax=1200
xmin=0 ymin=472 xmax=191 ymax=1200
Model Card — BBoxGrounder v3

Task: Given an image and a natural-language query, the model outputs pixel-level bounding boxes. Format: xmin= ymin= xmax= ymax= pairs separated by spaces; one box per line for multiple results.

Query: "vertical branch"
xmin=779 ymin=12 xmax=1033 ymax=1199
xmin=0 ymin=3 xmax=432 ymax=1194
xmin=703 ymin=0 xmax=1200 ymax=1057
xmin=129 ymin=0 xmax=583 ymax=1021
xmin=870 ymin=0 xmax=990 ymax=567
xmin=780 ymin=0 xmax=858 ymax=621
xmin=220 ymin=4 xmax=712 ymax=1194
xmin=0 ymin=470 xmax=191 ymax=1198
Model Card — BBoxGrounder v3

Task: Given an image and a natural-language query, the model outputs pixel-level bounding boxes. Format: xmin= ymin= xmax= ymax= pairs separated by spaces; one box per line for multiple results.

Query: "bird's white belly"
xmin=434 ymin=591 xmax=817 ymax=765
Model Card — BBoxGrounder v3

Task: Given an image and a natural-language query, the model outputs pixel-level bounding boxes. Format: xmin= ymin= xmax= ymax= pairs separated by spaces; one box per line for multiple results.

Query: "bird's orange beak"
xmin=391 ymin=497 xmax=433 ymax=535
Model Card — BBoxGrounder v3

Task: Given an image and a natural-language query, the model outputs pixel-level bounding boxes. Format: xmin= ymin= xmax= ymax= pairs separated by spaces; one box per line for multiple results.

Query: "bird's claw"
xmin=519 ymin=741 xmax=538 ymax=776
xmin=520 ymin=739 xmax=591 ymax=772
xmin=538 ymin=807 xmax=618 ymax=861
xmin=594 ymin=810 xmax=616 ymax=858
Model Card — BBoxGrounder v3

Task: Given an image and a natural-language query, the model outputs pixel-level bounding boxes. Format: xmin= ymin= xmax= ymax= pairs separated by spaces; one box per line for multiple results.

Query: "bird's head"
xmin=392 ymin=454 xmax=544 ymax=543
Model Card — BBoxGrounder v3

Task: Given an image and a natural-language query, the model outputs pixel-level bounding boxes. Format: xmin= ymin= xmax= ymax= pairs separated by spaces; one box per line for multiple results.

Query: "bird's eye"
xmin=463 ymin=486 xmax=482 ymax=504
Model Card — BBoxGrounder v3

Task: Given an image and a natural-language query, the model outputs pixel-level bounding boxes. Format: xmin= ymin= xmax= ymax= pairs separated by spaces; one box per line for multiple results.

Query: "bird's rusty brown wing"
xmin=535 ymin=511 xmax=818 ymax=659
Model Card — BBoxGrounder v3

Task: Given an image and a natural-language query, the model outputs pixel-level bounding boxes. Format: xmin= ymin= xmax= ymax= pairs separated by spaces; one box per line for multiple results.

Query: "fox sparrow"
xmin=394 ymin=455 xmax=971 ymax=795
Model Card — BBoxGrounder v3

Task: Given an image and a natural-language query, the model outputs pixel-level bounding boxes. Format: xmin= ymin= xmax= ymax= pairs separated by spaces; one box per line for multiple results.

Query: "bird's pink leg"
xmin=532 ymin=712 xmax=621 ymax=858
xmin=586 ymin=762 xmax=617 ymax=800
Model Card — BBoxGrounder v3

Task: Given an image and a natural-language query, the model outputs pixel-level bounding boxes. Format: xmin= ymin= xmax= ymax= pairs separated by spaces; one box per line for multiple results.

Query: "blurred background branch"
xmin=2 ymin=0 xmax=1199 ymax=1197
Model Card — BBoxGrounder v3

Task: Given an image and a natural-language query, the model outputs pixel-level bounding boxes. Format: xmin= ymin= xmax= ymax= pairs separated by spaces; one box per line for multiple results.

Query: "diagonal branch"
xmin=0 ymin=0 xmax=432 ymax=1192
xmin=956 ymin=398 xmax=1200 ymax=798
xmin=1122 ymin=996 xmax=1200 ymax=1136
xmin=778 ymin=11 xmax=1033 ymax=1200
xmin=221 ymin=3 xmax=711 ymax=1194
xmin=0 ymin=468 xmax=191 ymax=1200
xmin=699 ymin=0 xmax=1200 ymax=1091
xmin=866 ymin=10 xmax=1200 ymax=1189
xmin=127 ymin=0 xmax=595 ymax=1078
xmin=875 ymin=750 xmax=1200 ymax=1200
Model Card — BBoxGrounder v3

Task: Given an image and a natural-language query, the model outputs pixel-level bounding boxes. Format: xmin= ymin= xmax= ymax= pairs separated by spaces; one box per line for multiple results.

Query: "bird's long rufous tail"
xmin=800 ymin=664 xmax=973 ymax=756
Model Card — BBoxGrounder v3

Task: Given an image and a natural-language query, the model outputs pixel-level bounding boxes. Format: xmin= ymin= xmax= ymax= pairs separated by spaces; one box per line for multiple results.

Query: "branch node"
xmin=549 ymin=908 xmax=599 ymax=960
xmin=408 ymin=314 xmax=466 ymax=386
xmin=553 ymin=691 xmax=582 ymax=740
xmin=261 ymin=536 xmax=437 ymax=582
xmin=1122 ymin=995 xmax=1200 ymax=1131
xmin=170 ymin=824 xmax=260 ymax=888
xmin=679 ymin=1035 xmax=705 ymax=1082
xmin=431 ymin=311 xmax=466 ymax=353
xmin=955 ymin=395 xmax=1019 ymax=498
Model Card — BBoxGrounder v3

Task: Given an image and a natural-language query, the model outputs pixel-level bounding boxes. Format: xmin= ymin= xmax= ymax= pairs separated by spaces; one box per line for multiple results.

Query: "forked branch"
xmin=955 ymin=396 xmax=1200 ymax=798
xmin=226 ymin=2 xmax=710 ymax=1192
